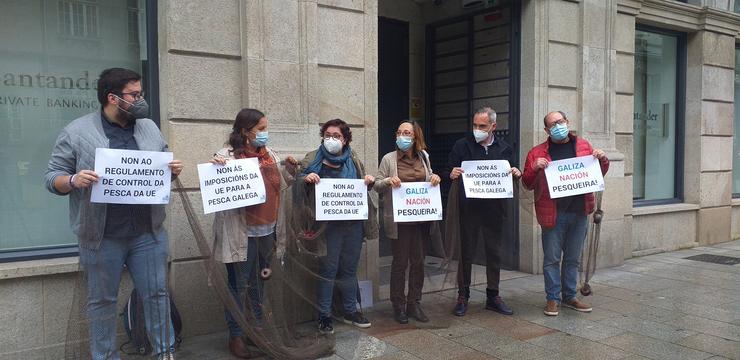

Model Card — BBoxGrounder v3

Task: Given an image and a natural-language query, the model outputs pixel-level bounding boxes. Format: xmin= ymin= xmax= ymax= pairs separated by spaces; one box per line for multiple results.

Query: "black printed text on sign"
xmin=197 ymin=158 xmax=266 ymax=214
xmin=461 ymin=160 xmax=513 ymax=199
xmin=315 ymin=179 xmax=368 ymax=221
xmin=91 ymin=148 xmax=172 ymax=204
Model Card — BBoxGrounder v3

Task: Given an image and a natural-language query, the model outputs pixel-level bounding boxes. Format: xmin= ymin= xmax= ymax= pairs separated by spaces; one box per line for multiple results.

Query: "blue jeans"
xmin=317 ymin=221 xmax=363 ymax=318
xmin=541 ymin=212 xmax=588 ymax=302
xmin=79 ymin=230 xmax=175 ymax=359
xmin=224 ymin=234 xmax=273 ymax=337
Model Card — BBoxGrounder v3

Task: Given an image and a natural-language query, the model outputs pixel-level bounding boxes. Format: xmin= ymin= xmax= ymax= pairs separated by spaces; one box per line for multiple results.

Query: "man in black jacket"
xmin=446 ymin=107 xmax=521 ymax=316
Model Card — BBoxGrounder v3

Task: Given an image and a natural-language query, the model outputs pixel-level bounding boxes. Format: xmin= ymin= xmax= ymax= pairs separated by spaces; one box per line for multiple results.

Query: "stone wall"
xmin=160 ymin=0 xmax=379 ymax=337
xmin=519 ymin=0 xmax=631 ymax=273
xmin=617 ymin=0 xmax=739 ymax=254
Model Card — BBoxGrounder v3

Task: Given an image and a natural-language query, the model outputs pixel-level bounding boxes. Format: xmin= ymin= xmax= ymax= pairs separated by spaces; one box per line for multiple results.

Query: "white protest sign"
xmin=197 ymin=158 xmax=267 ymax=214
xmin=315 ymin=179 xmax=368 ymax=221
xmin=91 ymin=148 xmax=172 ymax=204
xmin=544 ymin=155 xmax=605 ymax=199
xmin=461 ymin=160 xmax=513 ymax=199
xmin=392 ymin=182 xmax=443 ymax=222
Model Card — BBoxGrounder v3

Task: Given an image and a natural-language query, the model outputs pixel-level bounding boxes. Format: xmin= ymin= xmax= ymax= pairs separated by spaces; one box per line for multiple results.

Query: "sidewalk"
xmin=174 ymin=240 xmax=740 ymax=360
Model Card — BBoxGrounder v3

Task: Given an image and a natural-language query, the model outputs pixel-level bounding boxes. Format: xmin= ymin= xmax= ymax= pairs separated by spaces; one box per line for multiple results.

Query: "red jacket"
xmin=521 ymin=134 xmax=609 ymax=228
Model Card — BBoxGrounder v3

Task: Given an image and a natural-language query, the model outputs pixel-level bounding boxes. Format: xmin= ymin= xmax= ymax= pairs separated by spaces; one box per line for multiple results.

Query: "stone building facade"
xmin=0 ymin=0 xmax=739 ymax=357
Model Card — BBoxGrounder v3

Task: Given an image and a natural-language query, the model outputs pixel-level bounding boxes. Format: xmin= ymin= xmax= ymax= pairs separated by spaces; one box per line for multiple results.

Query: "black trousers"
xmin=457 ymin=208 xmax=503 ymax=295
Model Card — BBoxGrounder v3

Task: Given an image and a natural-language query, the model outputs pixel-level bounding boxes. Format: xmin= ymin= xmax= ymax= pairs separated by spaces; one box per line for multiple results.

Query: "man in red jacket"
xmin=522 ymin=111 xmax=609 ymax=316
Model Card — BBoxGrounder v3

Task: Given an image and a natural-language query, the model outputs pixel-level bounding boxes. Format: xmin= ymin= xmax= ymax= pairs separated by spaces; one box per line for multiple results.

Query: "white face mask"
xmin=323 ymin=137 xmax=343 ymax=155
xmin=473 ymin=129 xmax=490 ymax=143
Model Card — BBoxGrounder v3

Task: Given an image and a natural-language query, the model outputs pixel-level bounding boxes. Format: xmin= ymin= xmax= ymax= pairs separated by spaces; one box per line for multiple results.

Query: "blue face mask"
xmin=549 ymin=123 xmax=569 ymax=141
xmin=250 ymin=131 xmax=269 ymax=147
xmin=396 ymin=136 xmax=414 ymax=151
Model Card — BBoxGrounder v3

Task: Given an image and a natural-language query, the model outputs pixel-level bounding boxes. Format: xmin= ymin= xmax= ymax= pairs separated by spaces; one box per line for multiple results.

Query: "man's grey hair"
xmin=474 ymin=106 xmax=497 ymax=124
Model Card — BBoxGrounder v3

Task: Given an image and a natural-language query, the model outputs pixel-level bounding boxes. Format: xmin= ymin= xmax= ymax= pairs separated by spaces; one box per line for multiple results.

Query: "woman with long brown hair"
xmin=210 ymin=108 xmax=298 ymax=358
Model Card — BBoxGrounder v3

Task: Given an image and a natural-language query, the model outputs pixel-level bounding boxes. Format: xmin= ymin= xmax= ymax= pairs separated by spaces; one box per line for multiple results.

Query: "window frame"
xmin=632 ymin=25 xmax=687 ymax=207
xmin=734 ymin=45 xmax=740 ymax=198
xmin=0 ymin=0 xmax=160 ymax=263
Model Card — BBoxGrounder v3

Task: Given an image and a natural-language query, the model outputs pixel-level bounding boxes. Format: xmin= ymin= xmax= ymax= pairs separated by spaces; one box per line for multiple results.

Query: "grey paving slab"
xmin=665 ymin=315 xmax=740 ymax=342
xmin=597 ymin=286 xmax=648 ymax=302
xmin=368 ymin=351 xmax=424 ymax=360
xmin=531 ymin=314 xmax=626 ymax=341
xmin=486 ymin=341 xmax=550 ymax=360
xmin=595 ymin=299 xmax=683 ymax=323
xmin=600 ymin=332 xmax=714 ymax=360
xmin=526 ymin=332 xmax=630 ymax=360
xmin=597 ymin=315 xmax=697 ymax=343
xmin=427 ymin=318 xmax=487 ymax=339
xmin=382 ymin=329 xmax=479 ymax=360
xmin=452 ymin=329 xmax=549 ymax=360
xmin=666 ymin=300 xmax=740 ymax=324
xmin=677 ymin=333 xmax=740 ymax=359
xmin=332 ymin=328 xmax=398 ymax=360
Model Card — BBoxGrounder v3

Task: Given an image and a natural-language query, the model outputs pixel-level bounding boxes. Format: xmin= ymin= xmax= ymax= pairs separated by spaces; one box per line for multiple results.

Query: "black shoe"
xmin=342 ymin=311 xmax=371 ymax=328
xmin=318 ymin=316 xmax=334 ymax=335
xmin=407 ymin=302 xmax=429 ymax=323
xmin=485 ymin=295 xmax=513 ymax=315
xmin=393 ymin=307 xmax=409 ymax=324
xmin=453 ymin=296 xmax=468 ymax=317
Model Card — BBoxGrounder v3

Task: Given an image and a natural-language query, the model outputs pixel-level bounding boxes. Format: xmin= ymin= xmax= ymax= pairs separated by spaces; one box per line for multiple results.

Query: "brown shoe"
xmin=563 ymin=298 xmax=592 ymax=312
xmin=228 ymin=336 xmax=253 ymax=359
xmin=544 ymin=300 xmax=559 ymax=316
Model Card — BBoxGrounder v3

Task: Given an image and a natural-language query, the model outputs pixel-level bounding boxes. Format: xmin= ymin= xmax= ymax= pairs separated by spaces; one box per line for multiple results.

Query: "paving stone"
xmin=677 ymin=333 xmax=740 ymax=359
xmin=370 ymin=351 xmax=423 ymax=360
xmin=333 ymin=328 xmax=398 ymax=360
xmin=667 ymin=301 xmax=740 ymax=324
xmin=383 ymin=329 xmax=477 ymax=360
xmin=451 ymin=329 xmax=549 ymax=360
xmin=451 ymin=329 xmax=519 ymax=352
xmin=595 ymin=299 xmax=682 ymax=323
xmin=487 ymin=341 xmax=550 ymax=360
xmin=526 ymin=332 xmax=629 ymax=360
xmin=427 ymin=318 xmax=487 ymax=339
xmin=665 ymin=315 xmax=740 ymax=342
xmin=600 ymin=332 xmax=714 ymax=360
xmin=532 ymin=315 xmax=626 ymax=341
xmin=597 ymin=315 xmax=697 ymax=343
xmin=597 ymin=287 xmax=646 ymax=302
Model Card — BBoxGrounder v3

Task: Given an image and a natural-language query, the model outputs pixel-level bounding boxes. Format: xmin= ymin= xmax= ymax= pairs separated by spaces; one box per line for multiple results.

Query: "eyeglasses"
xmin=120 ymin=91 xmax=145 ymax=100
xmin=396 ymin=130 xmax=413 ymax=137
xmin=547 ymin=118 xmax=567 ymax=128
xmin=323 ymin=134 xmax=343 ymax=141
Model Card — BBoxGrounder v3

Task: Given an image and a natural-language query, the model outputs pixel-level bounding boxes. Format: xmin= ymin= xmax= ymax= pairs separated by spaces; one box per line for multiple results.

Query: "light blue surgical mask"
xmin=549 ymin=123 xmax=569 ymax=141
xmin=396 ymin=136 xmax=414 ymax=151
xmin=250 ymin=131 xmax=269 ymax=147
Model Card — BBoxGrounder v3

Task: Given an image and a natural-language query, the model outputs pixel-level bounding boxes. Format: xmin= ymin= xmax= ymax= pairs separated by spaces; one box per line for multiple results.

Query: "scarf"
xmin=303 ymin=145 xmax=358 ymax=179
xmin=238 ymin=147 xmax=281 ymax=225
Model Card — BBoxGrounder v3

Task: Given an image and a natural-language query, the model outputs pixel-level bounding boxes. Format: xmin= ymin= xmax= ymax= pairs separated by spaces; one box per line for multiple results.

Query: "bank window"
xmin=58 ymin=0 xmax=99 ymax=38
xmin=0 ymin=0 xmax=156 ymax=261
xmin=734 ymin=48 xmax=740 ymax=197
xmin=633 ymin=27 xmax=685 ymax=204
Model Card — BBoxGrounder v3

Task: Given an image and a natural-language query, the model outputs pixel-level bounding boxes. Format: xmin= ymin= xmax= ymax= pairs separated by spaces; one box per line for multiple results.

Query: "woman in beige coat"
xmin=374 ymin=120 xmax=441 ymax=324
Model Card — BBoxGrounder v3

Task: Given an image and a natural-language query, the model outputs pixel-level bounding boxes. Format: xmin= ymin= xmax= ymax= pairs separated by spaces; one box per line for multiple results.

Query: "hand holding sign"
xmin=544 ymin=155 xmax=605 ymax=199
